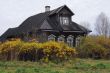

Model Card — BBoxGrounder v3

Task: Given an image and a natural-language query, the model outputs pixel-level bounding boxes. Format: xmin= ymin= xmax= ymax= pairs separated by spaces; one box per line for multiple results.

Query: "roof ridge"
xmin=56 ymin=5 xmax=65 ymax=13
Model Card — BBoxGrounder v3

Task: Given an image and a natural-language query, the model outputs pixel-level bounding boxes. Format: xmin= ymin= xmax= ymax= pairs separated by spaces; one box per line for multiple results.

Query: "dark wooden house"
xmin=0 ymin=5 xmax=91 ymax=47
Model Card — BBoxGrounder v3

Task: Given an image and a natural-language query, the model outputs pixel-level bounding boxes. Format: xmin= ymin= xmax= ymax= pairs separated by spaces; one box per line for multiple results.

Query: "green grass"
xmin=0 ymin=59 xmax=110 ymax=73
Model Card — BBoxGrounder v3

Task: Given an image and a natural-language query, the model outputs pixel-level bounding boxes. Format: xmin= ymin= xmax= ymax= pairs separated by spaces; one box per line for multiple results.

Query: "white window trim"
xmin=48 ymin=34 xmax=56 ymax=41
xmin=67 ymin=35 xmax=74 ymax=47
xmin=58 ymin=35 xmax=65 ymax=42
xmin=76 ymin=36 xmax=81 ymax=47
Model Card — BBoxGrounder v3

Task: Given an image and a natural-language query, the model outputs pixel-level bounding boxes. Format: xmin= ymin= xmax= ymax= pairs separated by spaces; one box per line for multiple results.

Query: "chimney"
xmin=45 ymin=6 xmax=50 ymax=12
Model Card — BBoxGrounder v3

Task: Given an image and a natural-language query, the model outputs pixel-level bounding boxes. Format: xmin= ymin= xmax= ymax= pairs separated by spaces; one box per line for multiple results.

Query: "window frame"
xmin=76 ymin=36 xmax=81 ymax=47
xmin=58 ymin=35 xmax=65 ymax=42
xmin=67 ymin=35 xmax=74 ymax=47
xmin=48 ymin=34 xmax=56 ymax=41
xmin=60 ymin=16 xmax=69 ymax=25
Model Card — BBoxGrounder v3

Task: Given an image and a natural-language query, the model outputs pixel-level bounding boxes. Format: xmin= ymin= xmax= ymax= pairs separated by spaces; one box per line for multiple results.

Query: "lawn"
xmin=0 ymin=59 xmax=110 ymax=73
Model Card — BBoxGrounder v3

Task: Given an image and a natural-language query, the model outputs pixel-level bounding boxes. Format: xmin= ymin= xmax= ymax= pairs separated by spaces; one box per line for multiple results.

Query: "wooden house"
xmin=0 ymin=5 xmax=91 ymax=47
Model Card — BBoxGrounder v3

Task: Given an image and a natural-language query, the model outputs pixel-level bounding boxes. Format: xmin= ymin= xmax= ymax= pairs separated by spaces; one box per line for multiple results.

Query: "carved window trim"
xmin=67 ymin=35 xmax=74 ymax=47
xmin=58 ymin=35 xmax=65 ymax=42
xmin=48 ymin=34 xmax=56 ymax=41
xmin=76 ymin=36 xmax=81 ymax=47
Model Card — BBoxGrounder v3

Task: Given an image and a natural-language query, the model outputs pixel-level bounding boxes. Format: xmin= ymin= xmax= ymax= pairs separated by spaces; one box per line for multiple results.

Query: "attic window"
xmin=60 ymin=17 xmax=69 ymax=25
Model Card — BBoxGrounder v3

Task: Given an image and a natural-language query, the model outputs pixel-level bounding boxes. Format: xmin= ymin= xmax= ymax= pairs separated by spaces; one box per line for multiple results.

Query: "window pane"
xmin=60 ymin=16 xmax=69 ymax=25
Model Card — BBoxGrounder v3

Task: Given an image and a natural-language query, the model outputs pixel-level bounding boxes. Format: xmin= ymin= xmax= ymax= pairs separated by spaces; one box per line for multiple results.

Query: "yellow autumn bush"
xmin=0 ymin=39 xmax=76 ymax=62
xmin=0 ymin=39 xmax=22 ymax=60
xmin=77 ymin=36 xmax=110 ymax=59
xmin=41 ymin=41 xmax=76 ymax=62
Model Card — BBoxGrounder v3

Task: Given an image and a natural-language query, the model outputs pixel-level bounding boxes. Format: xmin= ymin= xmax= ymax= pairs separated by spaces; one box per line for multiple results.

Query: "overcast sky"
xmin=0 ymin=0 xmax=110 ymax=35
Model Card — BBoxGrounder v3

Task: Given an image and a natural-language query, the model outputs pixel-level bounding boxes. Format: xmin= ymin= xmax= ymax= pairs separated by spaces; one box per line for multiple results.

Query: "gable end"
xmin=40 ymin=20 xmax=53 ymax=30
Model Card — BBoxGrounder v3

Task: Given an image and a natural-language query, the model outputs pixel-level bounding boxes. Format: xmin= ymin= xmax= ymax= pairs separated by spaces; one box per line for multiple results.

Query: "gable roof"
xmin=49 ymin=5 xmax=74 ymax=16
xmin=0 ymin=5 xmax=91 ymax=41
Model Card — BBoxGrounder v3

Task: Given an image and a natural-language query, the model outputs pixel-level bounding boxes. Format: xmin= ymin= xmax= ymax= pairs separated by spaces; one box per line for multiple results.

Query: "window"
xmin=60 ymin=17 xmax=69 ymax=25
xmin=48 ymin=34 xmax=56 ymax=41
xmin=58 ymin=35 xmax=65 ymax=42
xmin=67 ymin=35 xmax=74 ymax=47
xmin=76 ymin=36 xmax=80 ymax=47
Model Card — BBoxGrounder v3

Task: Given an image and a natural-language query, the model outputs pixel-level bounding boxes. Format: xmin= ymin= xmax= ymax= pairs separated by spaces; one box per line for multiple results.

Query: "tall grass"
xmin=0 ymin=59 xmax=110 ymax=73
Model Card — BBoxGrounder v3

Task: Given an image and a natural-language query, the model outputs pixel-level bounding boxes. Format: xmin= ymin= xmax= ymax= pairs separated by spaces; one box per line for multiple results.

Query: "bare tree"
xmin=95 ymin=12 xmax=110 ymax=37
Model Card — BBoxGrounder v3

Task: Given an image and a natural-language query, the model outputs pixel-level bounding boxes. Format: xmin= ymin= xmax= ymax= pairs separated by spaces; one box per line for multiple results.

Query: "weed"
xmin=92 ymin=63 xmax=106 ymax=69
xmin=15 ymin=68 xmax=26 ymax=73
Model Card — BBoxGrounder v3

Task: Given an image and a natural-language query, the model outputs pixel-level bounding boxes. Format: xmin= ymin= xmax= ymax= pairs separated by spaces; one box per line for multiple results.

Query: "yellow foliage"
xmin=0 ymin=39 xmax=22 ymax=53
xmin=38 ymin=41 xmax=77 ymax=62
xmin=77 ymin=36 xmax=110 ymax=59
xmin=0 ymin=39 xmax=76 ymax=62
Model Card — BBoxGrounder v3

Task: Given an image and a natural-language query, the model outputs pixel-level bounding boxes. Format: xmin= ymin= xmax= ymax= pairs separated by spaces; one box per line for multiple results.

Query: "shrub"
xmin=78 ymin=44 xmax=106 ymax=59
xmin=77 ymin=36 xmax=108 ymax=59
xmin=95 ymin=36 xmax=110 ymax=49
xmin=18 ymin=42 xmax=41 ymax=61
xmin=0 ymin=39 xmax=76 ymax=63
xmin=0 ymin=39 xmax=22 ymax=60
xmin=40 ymin=41 xmax=76 ymax=63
